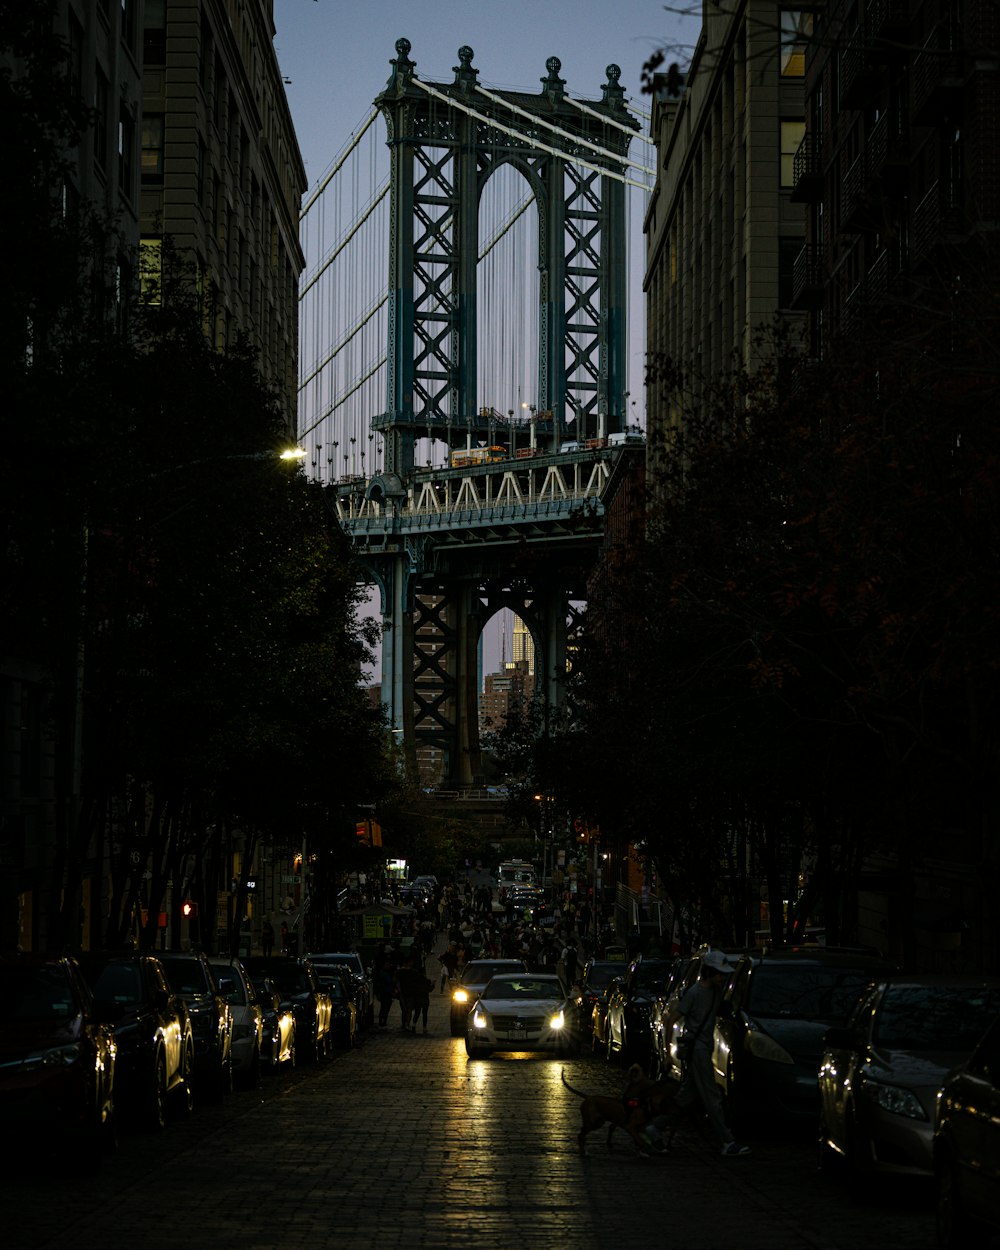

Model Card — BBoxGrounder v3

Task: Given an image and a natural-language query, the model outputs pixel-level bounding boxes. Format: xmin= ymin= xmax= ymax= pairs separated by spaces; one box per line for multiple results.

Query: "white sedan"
xmin=464 ymin=973 xmax=572 ymax=1058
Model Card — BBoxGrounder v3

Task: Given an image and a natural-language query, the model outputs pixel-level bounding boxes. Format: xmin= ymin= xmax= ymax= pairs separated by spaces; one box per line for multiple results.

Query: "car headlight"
xmin=472 ymin=1008 xmax=490 ymax=1030
xmin=453 ymin=989 xmax=470 ymax=1004
xmin=22 ymin=1044 xmax=83 ymax=1071
xmin=548 ymin=1009 xmax=565 ymax=1031
xmin=860 ymin=1077 xmax=927 ymax=1120
xmin=745 ymin=1028 xmax=795 ymax=1065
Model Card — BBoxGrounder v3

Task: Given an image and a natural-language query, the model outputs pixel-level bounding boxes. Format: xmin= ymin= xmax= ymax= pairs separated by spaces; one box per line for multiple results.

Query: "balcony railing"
xmin=792 ymin=244 xmax=825 ymax=310
xmin=791 ymin=133 xmax=823 ymax=203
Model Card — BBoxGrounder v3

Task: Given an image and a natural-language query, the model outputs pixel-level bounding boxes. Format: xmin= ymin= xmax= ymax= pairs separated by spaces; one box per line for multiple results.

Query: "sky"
xmin=270 ymin=1 xmax=698 ymax=682
xmin=272 ymin=1 xmax=695 ymax=193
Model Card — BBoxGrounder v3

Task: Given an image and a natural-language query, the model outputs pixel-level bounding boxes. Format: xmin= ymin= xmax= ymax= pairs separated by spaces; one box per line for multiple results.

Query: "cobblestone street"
xmin=5 ymin=967 xmax=937 ymax=1250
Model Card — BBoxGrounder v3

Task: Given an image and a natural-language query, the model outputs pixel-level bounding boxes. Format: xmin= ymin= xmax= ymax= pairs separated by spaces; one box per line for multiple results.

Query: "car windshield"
xmin=635 ymin=964 xmax=672 ymax=993
xmin=584 ymin=966 xmax=620 ymax=992
xmin=210 ymin=966 xmax=247 ymax=1005
xmin=874 ymin=985 xmax=1000 ymax=1051
xmin=748 ymin=965 xmax=876 ymax=1023
xmin=91 ymin=961 xmax=144 ymax=1006
xmin=484 ymin=978 xmax=560 ymax=1000
xmin=160 ymin=959 xmax=211 ymax=996
xmin=0 ymin=965 xmax=78 ymax=1021
xmin=463 ymin=962 xmax=522 ymax=985
xmin=267 ymin=966 xmax=311 ymax=995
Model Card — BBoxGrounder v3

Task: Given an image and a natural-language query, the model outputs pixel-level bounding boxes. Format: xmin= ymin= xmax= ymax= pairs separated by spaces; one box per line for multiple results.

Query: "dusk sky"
xmin=271 ymin=1 xmax=697 ymax=681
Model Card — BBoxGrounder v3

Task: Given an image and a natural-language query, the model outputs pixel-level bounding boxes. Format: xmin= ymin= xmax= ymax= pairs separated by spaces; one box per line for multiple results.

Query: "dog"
xmin=561 ymin=1064 xmax=663 ymax=1156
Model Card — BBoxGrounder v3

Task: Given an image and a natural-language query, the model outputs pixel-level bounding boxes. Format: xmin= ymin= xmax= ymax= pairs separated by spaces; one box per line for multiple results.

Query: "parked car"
xmin=717 ymin=947 xmax=896 ymax=1123
xmin=935 ymin=1013 xmax=1000 ymax=1248
xmin=569 ymin=959 xmax=621 ymax=1042
xmin=819 ymin=976 xmax=1000 ymax=1184
xmin=315 ymin=967 xmax=357 ymax=1048
xmin=450 ymin=959 xmax=528 ymax=1036
xmin=308 ymin=952 xmax=374 ymax=1027
xmin=0 ymin=955 xmax=117 ymax=1169
xmin=648 ymin=954 xmax=700 ymax=1080
xmin=590 ymin=973 xmax=622 ymax=1054
xmin=605 ymin=956 xmax=676 ymax=1063
xmin=158 ymin=952 xmax=233 ymax=1102
xmin=83 ymin=952 xmax=194 ymax=1130
xmin=248 ymin=972 xmax=296 ymax=1071
xmin=210 ymin=959 xmax=263 ymax=1089
xmin=465 ymin=973 xmax=571 ymax=1058
xmin=244 ymin=957 xmax=332 ymax=1061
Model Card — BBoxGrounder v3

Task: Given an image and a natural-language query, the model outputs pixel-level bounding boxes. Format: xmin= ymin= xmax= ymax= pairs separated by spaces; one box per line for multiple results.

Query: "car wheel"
xmin=605 ymin=1026 xmax=615 ymax=1063
xmin=465 ymin=1039 xmax=491 ymax=1058
xmin=845 ymin=1105 xmax=873 ymax=1199
xmin=649 ymin=1046 xmax=663 ymax=1081
xmin=288 ymin=1034 xmax=297 ymax=1068
xmin=816 ymin=1114 xmax=838 ymax=1174
xmin=450 ymin=1015 xmax=463 ymax=1038
xmin=176 ymin=1042 xmax=195 ymax=1117
xmin=243 ymin=1043 xmax=261 ymax=1090
xmin=936 ymin=1155 xmax=971 ymax=1250
xmin=148 ymin=1052 xmax=168 ymax=1131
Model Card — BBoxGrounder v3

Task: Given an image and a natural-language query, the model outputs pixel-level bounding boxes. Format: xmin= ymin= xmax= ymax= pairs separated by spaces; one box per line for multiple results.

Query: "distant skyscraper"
xmin=512 ymin=617 xmax=534 ymax=674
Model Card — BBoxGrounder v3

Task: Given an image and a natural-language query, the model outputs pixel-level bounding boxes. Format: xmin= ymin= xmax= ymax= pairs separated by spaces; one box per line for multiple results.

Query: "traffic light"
xmin=181 ymin=900 xmax=198 ymax=919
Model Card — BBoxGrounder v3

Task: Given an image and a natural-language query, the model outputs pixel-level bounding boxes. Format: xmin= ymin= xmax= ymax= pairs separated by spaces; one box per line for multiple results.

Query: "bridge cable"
xmin=412 ymin=76 xmax=653 ymax=193
xmin=567 ymin=94 xmax=655 ymax=142
xmin=298 ymin=354 xmax=387 ymax=442
xmin=299 ymin=110 xmax=379 ymax=221
xmin=473 ymin=82 xmax=655 ymax=175
xmin=299 ymin=181 xmax=389 ymax=300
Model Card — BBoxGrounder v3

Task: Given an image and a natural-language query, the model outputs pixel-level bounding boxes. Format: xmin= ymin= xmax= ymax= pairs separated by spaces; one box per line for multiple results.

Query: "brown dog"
xmin=561 ymin=1064 xmax=656 ymax=1156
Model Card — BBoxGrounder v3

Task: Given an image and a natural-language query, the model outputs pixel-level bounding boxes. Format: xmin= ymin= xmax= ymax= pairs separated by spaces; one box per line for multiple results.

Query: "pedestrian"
xmin=374 ymin=958 xmax=395 ymax=1027
xmin=438 ymin=943 xmax=459 ymax=992
xmin=649 ymin=950 xmax=749 ymax=1156
xmin=279 ymin=921 xmax=290 ymax=954
xmin=411 ymin=967 xmax=433 ymax=1033
xmin=396 ymin=955 xmax=424 ymax=1032
xmin=561 ymin=939 xmax=578 ymax=989
xmin=261 ymin=918 xmax=274 ymax=957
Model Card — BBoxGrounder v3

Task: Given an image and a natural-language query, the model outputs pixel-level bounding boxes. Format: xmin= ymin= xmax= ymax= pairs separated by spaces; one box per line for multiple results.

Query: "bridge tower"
xmin=346 ymin=40 xmax=639 ymax=786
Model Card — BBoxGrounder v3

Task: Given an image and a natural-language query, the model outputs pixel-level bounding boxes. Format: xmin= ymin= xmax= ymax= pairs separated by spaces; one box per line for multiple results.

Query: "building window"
xmin=140 ymin=237 xmax=162 ymax=304
xmin=780 ymin=120 xmax=805 ymax=187
xmin=118 ymin=104 xmax=135 ymax=200
xmin=94 ymin=68 xmax=109 ymax=171
xmin=68 ymin=12 xmax=84 ymax=101
xmin=780 ymin=11 xmax=813 ymax=77
xmin=778 ymin=237 xmax=801 ymax=308
xmin=141 ymin=114 xmax=164 ymax=183
xmin=143 ymin=0 xmax=166 ymax=65
xmin=120 ymin=0 xmax=137 ymax=57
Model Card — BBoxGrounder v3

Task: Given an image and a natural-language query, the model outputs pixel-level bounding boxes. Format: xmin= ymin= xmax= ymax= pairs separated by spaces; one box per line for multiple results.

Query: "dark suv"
xmin=244 ymin=957 xmax=332 ymax=1061
xmin=714 ymin=946 xmax=896 ymax=1121
xmin=604 ymin=956 xmax=676 ymax=1062
xmin=158 ymin=952 xmax=233 ymax=1102
xmin=83 ymin=952 xmax=194 ymax=1129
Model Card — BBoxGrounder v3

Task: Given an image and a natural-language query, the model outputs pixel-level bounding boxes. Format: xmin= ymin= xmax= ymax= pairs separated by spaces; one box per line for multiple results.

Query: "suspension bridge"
xmin=296 ymin=39 xmax=655 ymax=787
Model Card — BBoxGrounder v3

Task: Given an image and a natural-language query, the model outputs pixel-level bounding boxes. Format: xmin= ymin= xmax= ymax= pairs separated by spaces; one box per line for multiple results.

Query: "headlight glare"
xmin=860 ymin=1078 xmax=927 ymax=1120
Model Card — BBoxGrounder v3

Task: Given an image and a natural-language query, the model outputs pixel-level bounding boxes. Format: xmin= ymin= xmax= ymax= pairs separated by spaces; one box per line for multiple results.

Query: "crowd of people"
xmin=369 ymin=877 xmax=598 ymax=1032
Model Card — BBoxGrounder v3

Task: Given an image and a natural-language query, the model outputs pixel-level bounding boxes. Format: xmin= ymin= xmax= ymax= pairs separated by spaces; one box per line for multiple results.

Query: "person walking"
xmin=651 ymin=950 xmax=749 ymax=1156
xmin=374 ymin=958 xmax=395 ymax=1028
xmin=438 ymin=943 xmax=459 ymax=992
xmin=411 ymin=967 xmax=433 ymax=1033
xmin=279 ymin=921 xmax=290 ymax=954
xmin=261 ymin=919 xmax=274 ymax=957
xmin=396 ymin=955 xmax=424 ymax=1033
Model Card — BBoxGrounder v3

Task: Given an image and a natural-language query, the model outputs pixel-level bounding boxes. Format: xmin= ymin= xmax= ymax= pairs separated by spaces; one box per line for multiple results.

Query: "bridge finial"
xmin=453 ymin=46 xmax=479 ymax=91
xmin=386 ymin=38 xmax=415 ymax=92
xmin=601 ymin=63 xmax=627 ymax=111
xmin=541 ymin=55 xmax=566 ymax=101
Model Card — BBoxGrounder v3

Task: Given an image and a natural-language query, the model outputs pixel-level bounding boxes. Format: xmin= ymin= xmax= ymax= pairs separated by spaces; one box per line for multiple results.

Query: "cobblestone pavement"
xmin=5 ymin=955 xmax=937 ymax=1250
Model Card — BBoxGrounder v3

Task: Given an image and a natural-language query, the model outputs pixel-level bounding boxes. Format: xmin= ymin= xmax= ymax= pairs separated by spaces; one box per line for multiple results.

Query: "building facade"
xmin=140 ymin=0 xmax=305 ymax=427
xmin=645 ymin=0 xmax=809 ymax=437
xmin=789 ymin=0 xmax=999 ymax=353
